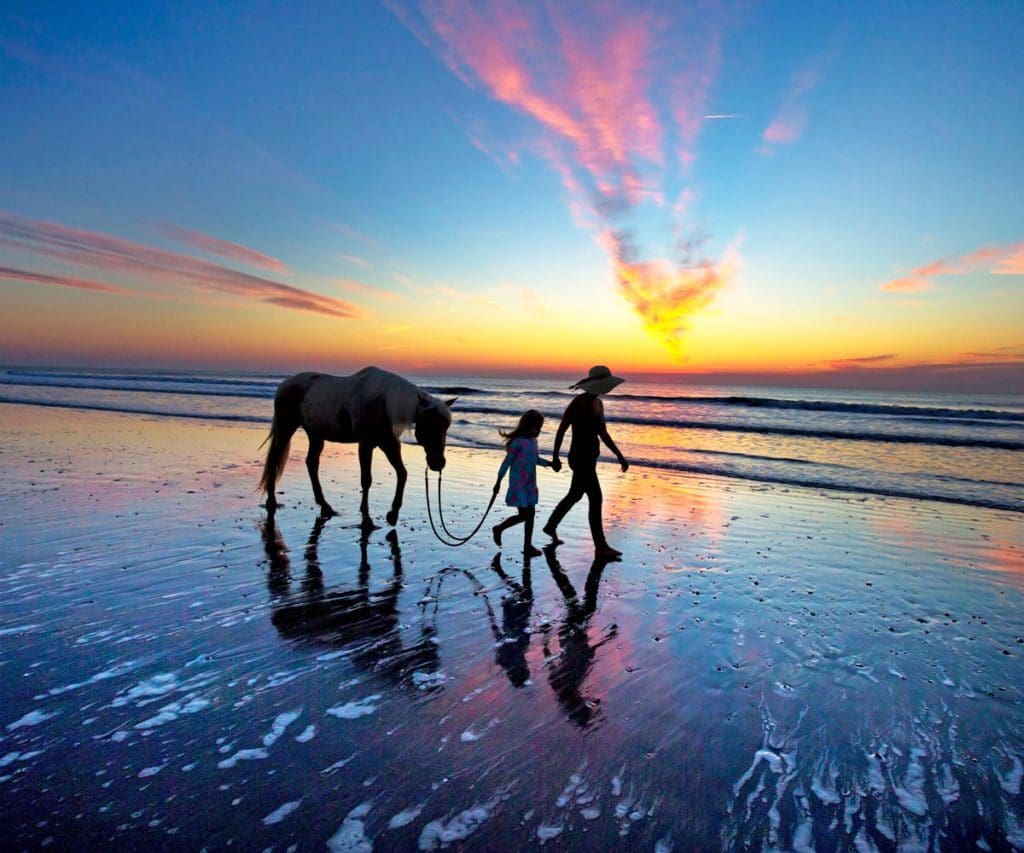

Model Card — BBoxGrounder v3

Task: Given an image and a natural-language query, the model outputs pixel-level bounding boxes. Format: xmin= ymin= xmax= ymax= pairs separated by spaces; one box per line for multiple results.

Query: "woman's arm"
xmin=550 ymin=399 xmax=574 ymax=472
xmin=597 ymin=401 xmax=629 ymax=472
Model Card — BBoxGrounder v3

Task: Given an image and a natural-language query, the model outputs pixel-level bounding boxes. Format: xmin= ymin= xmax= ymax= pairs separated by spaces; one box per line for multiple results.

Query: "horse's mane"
xmin=351 ymin=366 xmax=444 ymax=437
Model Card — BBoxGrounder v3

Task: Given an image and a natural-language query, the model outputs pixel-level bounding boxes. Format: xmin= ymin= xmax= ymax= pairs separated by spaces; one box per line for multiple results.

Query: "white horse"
xmin=259 ymin=367 xmax=455 ymax=526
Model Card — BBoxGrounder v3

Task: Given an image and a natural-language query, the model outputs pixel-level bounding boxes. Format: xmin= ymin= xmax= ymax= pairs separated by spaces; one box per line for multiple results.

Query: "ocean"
xmin=3 ymin=366 xmax=1022 ymax=514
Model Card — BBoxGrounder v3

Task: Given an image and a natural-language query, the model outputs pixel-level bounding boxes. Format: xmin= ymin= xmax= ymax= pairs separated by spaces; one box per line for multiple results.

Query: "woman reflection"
xmin=543 ymin=547 xmax=617 ymax=728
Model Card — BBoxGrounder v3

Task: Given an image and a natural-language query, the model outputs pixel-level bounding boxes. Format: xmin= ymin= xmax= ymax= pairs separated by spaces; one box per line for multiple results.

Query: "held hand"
xmin=551 ymin=456 xmax=562 ymax=473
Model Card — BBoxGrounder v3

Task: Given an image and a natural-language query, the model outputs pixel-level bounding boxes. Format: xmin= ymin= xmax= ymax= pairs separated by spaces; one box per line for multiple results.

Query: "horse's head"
xmin=415 ymin=394 xmax=456 ymax=472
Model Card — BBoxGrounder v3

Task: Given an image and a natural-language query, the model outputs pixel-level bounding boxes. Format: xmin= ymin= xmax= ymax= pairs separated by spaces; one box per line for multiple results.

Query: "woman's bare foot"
xmin=595 ymin=544 xmax=622 ymax=559
xmin=542 ymin=525 xmax=563 ymax=545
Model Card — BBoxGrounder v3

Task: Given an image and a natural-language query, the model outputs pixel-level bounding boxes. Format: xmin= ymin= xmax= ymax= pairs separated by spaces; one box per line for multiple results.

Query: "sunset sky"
xmin=2 ymin=2 xmax=1022 ymax=390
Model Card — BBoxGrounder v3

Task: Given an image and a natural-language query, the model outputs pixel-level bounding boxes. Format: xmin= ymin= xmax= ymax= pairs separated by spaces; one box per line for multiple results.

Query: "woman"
xmin=543 ymin=366 xmax=629 ymax=558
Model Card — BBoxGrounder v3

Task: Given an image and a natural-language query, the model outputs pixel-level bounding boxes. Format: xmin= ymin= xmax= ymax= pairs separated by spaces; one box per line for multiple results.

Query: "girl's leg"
xmin=522 ymin=507 xmax=541 ymax=557
xmin=493 ymin=511 xmax=525 ymax=546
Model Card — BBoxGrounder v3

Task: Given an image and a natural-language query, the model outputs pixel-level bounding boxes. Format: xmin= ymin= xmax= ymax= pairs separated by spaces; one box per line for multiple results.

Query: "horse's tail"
xmin=259 ymin=378 xmax=304 ymax=495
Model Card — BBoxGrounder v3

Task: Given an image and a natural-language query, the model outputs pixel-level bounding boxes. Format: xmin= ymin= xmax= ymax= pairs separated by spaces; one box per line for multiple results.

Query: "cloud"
xmin=880 ymin=241 xmax=1024 ymax=293
xmin=994 ymin=246 xmax=1024 ymax=275
xmin=388 ymin=0 xmax=734 ymax=358
xmin=161 ymin=225 xmax=289 ymax=272
xmin=338 ymin=254 xmax=370 ymax=269
xmin=334 ymin=278 xmax=403 ymax=302
xmin=329 ymin=222 xmax=378 ymax=247
xmin=760 ymin=65 xmax=824 ymax=152
xmin=605 ymin=230 xmax=741 ymax=360
xmin=0 ymin=211 xmax=359 ymax=318
xmin=825 ymin=354 xmax=897 ymax=368
xmin=0 ymin=265 xmax=127 ymax=294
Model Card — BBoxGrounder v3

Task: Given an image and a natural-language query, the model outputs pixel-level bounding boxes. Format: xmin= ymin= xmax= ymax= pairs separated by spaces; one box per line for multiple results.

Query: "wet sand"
xmin=2 ymin=403 xmax=1023 ymax=850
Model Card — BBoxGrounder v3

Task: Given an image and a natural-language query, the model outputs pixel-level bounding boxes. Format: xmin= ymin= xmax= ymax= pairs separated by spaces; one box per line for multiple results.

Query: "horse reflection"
xmin=260 ymin=518 xmax=440 ymax=687
xmin=543 ymin=546 xmax=616 ymax=729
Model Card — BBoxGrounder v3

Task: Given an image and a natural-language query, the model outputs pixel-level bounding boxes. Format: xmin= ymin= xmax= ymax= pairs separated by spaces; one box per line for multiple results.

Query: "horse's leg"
xmin=358 ymin=441 xmax=379 ymax=530
xmin=305 ymin=434 xmax=336 ymax=517
xmin=379 ymin=436 xmax=407 ymax=527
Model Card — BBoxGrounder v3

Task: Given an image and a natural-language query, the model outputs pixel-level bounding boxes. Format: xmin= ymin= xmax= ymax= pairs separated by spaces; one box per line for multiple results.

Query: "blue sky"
xmin=2 ymin=1 xmax=1022 ymax=389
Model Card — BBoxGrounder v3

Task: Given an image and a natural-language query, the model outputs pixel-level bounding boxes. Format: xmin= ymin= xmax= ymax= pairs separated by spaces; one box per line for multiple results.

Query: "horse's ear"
xmin=444 ymin=396 xmax=458 ymax=409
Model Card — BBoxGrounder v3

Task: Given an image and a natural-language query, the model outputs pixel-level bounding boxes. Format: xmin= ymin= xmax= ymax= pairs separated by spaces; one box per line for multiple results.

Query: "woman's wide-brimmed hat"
xmin=569 ymin=365 xmax=625 ymax=395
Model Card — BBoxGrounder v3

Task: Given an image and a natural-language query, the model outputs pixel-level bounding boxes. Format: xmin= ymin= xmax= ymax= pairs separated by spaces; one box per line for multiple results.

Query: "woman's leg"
xmin=543 ymin=468 xmax=587 ymax=541
xmin=583 ymin=469 xmax=620 ymax=556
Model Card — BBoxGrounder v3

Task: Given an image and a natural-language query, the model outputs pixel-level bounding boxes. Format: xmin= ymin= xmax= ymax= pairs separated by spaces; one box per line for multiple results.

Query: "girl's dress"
xmin=498 ymin=437 xmax=547 ymax=507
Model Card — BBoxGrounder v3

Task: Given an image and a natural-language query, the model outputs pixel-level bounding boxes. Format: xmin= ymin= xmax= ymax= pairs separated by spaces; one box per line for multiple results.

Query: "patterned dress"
xmin=498 ymin=437 xmax=547 ymax=507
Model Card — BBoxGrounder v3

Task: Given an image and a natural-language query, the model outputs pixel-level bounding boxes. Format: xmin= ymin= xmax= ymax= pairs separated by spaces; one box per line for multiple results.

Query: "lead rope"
xmin=425 ymin=468 xmax=498 ymax=547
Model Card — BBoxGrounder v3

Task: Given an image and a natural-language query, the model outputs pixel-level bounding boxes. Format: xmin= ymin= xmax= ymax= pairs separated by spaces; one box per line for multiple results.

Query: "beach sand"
xmin=2 ymin=403 xmax=1023 ymax=849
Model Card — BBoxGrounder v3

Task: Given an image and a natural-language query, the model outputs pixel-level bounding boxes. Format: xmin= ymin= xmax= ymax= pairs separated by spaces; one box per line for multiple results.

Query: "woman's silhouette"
xmin=543 ymin=546 xmax=617 ymax=728
xmin=544 ymin=365 xmax=629 ymax=557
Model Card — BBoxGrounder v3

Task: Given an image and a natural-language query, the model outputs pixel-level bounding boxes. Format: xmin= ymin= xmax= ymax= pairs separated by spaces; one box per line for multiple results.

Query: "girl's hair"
xmin=500 ymin=409 xmax=545 ymax=449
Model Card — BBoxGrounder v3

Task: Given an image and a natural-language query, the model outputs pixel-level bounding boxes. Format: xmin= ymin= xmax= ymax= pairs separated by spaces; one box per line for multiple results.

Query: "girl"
xmin=493 ymin=409 xmax=550 ymax=557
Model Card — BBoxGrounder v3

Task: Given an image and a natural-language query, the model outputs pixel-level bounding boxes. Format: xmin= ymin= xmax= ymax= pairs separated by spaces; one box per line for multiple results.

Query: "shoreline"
xmin=3 ymin=399 xmax=1021 ymax=516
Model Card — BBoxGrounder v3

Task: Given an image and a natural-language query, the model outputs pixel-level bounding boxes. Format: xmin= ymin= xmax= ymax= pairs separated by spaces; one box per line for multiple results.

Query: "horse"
xmin=259 ymin=366 xmax=456 ymax=527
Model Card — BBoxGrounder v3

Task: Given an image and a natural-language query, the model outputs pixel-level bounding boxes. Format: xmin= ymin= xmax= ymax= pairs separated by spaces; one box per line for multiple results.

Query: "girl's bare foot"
xmin=492 ymin=525 xmax=502 ymax=547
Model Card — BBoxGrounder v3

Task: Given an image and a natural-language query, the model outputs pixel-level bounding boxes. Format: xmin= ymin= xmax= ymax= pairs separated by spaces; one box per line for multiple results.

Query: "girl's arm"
xmin=495 ymin=447 xmax=512 ymax=493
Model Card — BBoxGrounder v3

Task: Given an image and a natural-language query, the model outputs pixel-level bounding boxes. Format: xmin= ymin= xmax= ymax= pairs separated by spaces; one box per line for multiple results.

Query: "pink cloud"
xmin=994 ymin=246 xmax=1024 ymax=274
xmin=0 ymin=211 xmax=359 ymax=318
xmin=334 ymin=278 xmax=403 ymax=302
xmin=391 ymin=1 xmax=723 ymax=203
xmin=760 ymin=64 xmax=824 ymax=151
xmin=880 ymin=241 xmax=1024 ymax=293
xmin=389 ymin=1 xmax=733 ymax=357
xmin=0 ymin=265 xmax=127 ymax=294
xmin=161 ymin=225 xmax=289 ymax=273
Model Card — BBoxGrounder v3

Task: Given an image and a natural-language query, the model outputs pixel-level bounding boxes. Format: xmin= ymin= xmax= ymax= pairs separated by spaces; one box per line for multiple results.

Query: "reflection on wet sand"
xmin=260 ymin=518 xmax=441 ymax=687
xmin=487 ymin=554 xmax=533 ymax=688
xmin=543 ymin=546 xmax=616 ymax=729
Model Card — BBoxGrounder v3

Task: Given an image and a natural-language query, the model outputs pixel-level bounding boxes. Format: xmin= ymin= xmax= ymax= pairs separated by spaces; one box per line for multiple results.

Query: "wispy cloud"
xmin=994 ymin=246 xmax=1024 ymax=275
xmin=388 ymin=0 xmax=735 ymax=358
xmin=880 ymin=241 xmax=1024 ymax=293
xmin=825 ymin=353 xmax=897 ymax=369
xmin=0 ymin=265 xmax=127 ymax=294
xmin=760 ymin=65 xmax=824 ymax=153
xmin=329 ymin=222 xmax=378 ymax=247
xmin=161 ymin=225 xmax=289 ymax=273
xmin=0 ymin=211 xmax=360 ymax=318
xmin=338 ymin=253 xmax=370 ymax=269
xmin=334 ymin=278 xmax=403 ymax=302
